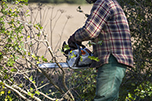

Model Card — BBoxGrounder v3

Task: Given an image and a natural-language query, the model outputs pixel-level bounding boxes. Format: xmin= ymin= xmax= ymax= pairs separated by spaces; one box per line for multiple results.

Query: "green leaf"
xmin=4 ymin=74 xmax=8 ymax=79
xmin=29 ymin=76 xmax=33 ymax=81
xmin=37 ymin=61 xmax=40 ymax=64
xmin=97 ymin=40 xmax=102 ymax=45
xmin=0 ymin=91 xmax=5 ymax=95
xmin=35 ymin=91 xmax=40 ymax=95
xmin=0 ymin=81 xmax=4 ymax=85
xmin=8 ymin=90 xmax=11 ymax=94
xmin=32 ymin=81 xmax=36 ymax=84
xmin=32 ymin=54 xmax=36 ymax=59
xmin=85 ymin=14 xmax=89 ymax=17
xmin=28 ymin=91 xmax=34 ymax=98
xmin=0 ymin=52 xmax=3 ymax=60
xmin=28 ymin=52 xmax=31 ymax=56
xmin=7 ymin=58 xmax=15 ymax=67
xmin=30 ymin=87 xmax=33 ymax=92
xmin=37 ymin=33 xmax=40 ymax=37
xmin=18 ymin=84 xmax=23 ymax=87
xmin=88 ymin=56 xmax=99 ymax=62
xmin=63 ymin=44 xmax=70 ymax=51
xmin=78 ymin=6 xmax=81 ymax=10
xmin=27 ymin=35 xmax=30 ymax=38
xmin=71 ymin=53 xmax=76 ymax=59
xmin=41 ymin=56 xmax=48 ymax=62
xmin=10 ymin=68 xmax=17 ymax=72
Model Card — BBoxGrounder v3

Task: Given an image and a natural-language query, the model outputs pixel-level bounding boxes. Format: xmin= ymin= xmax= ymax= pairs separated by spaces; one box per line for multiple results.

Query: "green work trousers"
xmin=94 ymin=54 xmax=127 ymax=101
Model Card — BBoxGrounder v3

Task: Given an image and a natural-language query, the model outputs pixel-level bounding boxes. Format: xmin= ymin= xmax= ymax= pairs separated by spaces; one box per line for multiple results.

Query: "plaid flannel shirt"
xmin=74 ymin=0 xmax=134 ymax=68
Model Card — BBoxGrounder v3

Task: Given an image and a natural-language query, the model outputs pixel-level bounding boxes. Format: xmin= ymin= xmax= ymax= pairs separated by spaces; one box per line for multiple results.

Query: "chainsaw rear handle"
xmin=69 ymin=42 xmax=85 ymax=50
xmin=74 ymin=42 xmax=85 ymax=49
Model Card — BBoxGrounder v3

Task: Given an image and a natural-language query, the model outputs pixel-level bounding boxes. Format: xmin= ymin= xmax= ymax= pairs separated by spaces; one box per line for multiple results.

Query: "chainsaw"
xmin=38 ymin=42 xmax=93 ymax=69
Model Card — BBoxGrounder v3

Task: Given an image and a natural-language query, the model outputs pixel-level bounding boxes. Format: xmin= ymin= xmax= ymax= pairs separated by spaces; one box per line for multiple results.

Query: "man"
xmin=68 ymin=0 xmax=134 ymax=100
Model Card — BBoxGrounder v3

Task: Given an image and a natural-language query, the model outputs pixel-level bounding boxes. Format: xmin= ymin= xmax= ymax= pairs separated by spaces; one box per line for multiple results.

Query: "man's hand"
xmin=68 ymin=34 xmax=81 ymax=49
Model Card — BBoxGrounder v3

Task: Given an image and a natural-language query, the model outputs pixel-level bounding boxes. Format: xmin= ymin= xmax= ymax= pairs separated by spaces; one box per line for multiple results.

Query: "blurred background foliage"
xmin=6 ymin=0 xmax=87 ymax=4
xmin=28 ymin=0 xmax=87 ymax=4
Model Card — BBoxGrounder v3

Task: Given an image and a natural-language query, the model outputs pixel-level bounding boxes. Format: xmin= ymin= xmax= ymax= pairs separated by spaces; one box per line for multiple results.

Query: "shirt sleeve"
xmin=74 ymin=0 xmax=111 ymax=42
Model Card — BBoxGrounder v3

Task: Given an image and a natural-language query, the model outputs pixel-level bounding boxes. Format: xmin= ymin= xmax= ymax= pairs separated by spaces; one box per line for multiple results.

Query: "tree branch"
xmin=13 ymin=85 xmax=41 ymax=101
xmin=0 ymin=80 xmax=31 ymax=101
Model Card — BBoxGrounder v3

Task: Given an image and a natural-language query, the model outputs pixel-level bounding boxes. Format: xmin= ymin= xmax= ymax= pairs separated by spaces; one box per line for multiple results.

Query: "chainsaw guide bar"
xmin=38 ymin=62 xmax=90 ymax=69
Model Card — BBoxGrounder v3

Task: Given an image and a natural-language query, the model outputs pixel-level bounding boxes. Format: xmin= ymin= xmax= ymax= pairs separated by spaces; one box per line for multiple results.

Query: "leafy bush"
xmin=117 ymin=0 xmax=152 ymax=100
xmin=0 ymin=0 xmax=74 ymax=100
xmin=68 ymin=68 xmax=97 ymax=100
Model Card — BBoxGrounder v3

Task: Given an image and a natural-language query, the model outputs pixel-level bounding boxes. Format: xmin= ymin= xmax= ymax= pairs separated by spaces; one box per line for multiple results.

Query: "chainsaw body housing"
xmin=66 ymin=47 xmax=93 ymax=68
